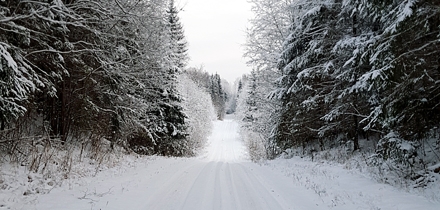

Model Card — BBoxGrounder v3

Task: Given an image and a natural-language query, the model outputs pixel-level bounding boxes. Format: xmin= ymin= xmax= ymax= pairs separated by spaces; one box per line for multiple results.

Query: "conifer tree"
xmin=145 ymin=0 xmax=190 ymax=156
xmin=273 ymin=0 xmax=341 ymax=150
xmin=167 ymin=0 xmax=189 ymax=71
xmin=210 ymin=73 xmax=226 ymax=120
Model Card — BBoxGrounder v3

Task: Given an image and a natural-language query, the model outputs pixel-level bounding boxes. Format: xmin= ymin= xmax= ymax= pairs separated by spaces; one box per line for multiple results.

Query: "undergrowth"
xmin=0 ymin=135 xmax=132 ymax=200
xmin=279 ymin=137 xmax=440 ymax=202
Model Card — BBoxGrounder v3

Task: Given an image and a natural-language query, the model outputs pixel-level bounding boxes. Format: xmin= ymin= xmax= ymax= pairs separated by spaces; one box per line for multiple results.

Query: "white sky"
xmin=179 ymin=0 xmax=253 ymax=84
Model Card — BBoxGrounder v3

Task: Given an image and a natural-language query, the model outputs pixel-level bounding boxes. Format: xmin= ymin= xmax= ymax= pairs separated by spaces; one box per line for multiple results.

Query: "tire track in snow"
xmin=222 ymin=163 xmax=240 ymax=210
xmin=141 ymin=160 xmax=207 ymax=210
xmin=180 ymin=161 xmax=218 ymax=209
xmin=230 ymin=163 xmax=284 ymax=210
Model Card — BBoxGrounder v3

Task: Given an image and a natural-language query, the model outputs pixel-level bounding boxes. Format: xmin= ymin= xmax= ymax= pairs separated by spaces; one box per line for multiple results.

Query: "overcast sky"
xmin=179 ymin=0 xmax=253 ymax=84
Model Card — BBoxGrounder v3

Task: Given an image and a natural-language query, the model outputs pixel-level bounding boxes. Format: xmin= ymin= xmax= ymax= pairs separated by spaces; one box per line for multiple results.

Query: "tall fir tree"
xmin=146 ymin=0 xmax=190 ymax=156
xmin=167 ymin=0 xmax=189 ymax=71
xmin=272 ymin=0 xmax=341 ymax=151
xmin=210 ymin=73 xmax=226 ymax=120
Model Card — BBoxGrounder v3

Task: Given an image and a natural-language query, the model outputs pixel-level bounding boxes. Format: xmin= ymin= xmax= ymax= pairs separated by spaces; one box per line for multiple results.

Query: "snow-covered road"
xmin=33 ymin=119 xmax=323 ymax=210
xmin=26 ymin=118 xmax=438 ymax=209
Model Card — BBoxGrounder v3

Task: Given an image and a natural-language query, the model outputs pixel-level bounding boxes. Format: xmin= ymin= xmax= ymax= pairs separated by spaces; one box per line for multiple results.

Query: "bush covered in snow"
xmin=177 ymin=74 xmax=216 ymax=156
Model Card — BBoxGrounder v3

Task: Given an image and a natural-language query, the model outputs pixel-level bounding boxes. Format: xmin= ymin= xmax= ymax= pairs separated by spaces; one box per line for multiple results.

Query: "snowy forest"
xmin=0 ymin=0 xmax=230 ymax=166
xmin=1 ymin=0 xmax=440 ymax=207
xmin=238 ymin=0 xmax=440 ymax=187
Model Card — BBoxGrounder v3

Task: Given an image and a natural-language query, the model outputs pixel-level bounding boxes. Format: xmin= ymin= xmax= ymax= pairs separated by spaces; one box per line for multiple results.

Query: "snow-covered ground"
xmin=1 ymin=117 xmax=439 ymax=209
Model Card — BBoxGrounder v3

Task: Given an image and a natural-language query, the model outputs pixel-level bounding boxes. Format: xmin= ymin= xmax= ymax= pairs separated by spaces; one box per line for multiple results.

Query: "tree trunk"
xmin=353 ymin=114 xmax=360 ymax=151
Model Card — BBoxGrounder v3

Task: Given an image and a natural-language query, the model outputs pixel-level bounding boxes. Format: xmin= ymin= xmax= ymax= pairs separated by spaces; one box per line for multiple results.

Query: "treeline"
xmin=240 ymin=0 xmax=440 ymax=172
xmin=185 ymin=67 xmax=229 ymax=120
xmin=0 ymin=0 xmax=210 ymax=159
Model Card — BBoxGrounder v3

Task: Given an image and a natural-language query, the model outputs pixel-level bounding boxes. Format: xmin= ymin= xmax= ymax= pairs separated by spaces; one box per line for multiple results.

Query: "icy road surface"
xmin=30 ymin=117 xmax=438 ymax=210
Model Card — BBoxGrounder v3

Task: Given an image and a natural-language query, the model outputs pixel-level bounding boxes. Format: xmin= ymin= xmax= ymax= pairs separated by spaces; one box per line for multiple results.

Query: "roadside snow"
xmin=266 ymin=157 xmax=438 ymax=209
xmin=1 ymin=117 xmax=439 ymax=209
